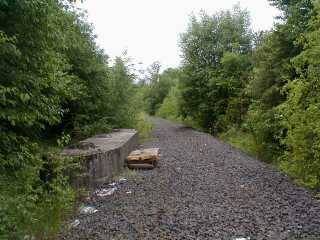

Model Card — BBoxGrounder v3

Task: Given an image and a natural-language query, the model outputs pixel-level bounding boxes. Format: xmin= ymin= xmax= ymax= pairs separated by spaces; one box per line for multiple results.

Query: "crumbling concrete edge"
xmin=63 ymin=130 xmax=139 ymax=189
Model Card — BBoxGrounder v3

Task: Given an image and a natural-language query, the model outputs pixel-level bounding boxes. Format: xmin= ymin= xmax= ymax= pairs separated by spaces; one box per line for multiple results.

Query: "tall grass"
xmin=134 ymin=113 xmax=154 ymax=143
xmin=219 ymin=127 xmax=259 ymax=158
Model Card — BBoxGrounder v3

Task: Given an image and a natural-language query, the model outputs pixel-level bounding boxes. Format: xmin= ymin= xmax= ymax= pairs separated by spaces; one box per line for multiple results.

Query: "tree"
xmin=244 ymin=0 xmax=315 ymax=162
xmin=179 ymin=5 xmax=253 ymax=132
xmin=278 ymin=1 xmax=320 ymax=188
xmin=0 ymin=0 xmax=139 ymax=237
xmin=0 ymin=1 xmax=78 ymax=237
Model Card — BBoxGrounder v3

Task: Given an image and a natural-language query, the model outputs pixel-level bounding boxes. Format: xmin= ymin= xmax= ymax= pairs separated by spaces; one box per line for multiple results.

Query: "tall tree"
xmin=0 ymin=0 xmax=139 ymax=237
xmin=179 ymin=5 xmax=253 ymax=132
xmin=278 ymin=1 xmax=320 ymax=188
xmin=245 ymin=0 xmax=315 ymax=161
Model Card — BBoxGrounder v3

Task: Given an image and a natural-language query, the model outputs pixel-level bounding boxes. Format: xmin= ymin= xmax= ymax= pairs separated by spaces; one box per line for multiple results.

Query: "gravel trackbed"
xmin=60 ymin=118 xmax=320 ymax=240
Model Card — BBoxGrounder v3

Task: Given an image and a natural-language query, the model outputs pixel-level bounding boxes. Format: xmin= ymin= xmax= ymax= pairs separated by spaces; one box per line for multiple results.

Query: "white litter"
xmin=234 ymin=238 xmax=250 ymax=240
xmin=23 ymin=235 xmax=35 ymax=240
xmin=96 ymin=187 xmax=117 ymax=197
xmin=70 ymin=219 xmax=80 ymax=228
xmin=79 ymin=206 xmax=98 ymax=215
xmin=126 ymin=191 xmax=132 ymax=194
xmin=119 ymin=177 xmax=127 ymax=183
xmin=109 ymin=182 xmax=117 ymax=187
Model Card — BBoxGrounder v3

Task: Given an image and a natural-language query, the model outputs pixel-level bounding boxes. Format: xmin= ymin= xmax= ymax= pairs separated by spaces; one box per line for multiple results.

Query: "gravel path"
xmin=60 ymin=118 xmax=320 ymax=240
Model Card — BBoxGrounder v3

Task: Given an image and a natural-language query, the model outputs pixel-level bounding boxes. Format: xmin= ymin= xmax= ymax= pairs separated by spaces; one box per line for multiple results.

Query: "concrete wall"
xmin=61 ymin=129 xmax=139 ymax=188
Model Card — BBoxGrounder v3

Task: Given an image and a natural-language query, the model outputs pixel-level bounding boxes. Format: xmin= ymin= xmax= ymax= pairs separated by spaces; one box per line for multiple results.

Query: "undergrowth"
xmin=219 ymin=127 xmax=259 ymax=158
xmin=135 ymin=113 xmax=154 ymax=143
xmin=220 ymin=127 xmax=320 ymax=191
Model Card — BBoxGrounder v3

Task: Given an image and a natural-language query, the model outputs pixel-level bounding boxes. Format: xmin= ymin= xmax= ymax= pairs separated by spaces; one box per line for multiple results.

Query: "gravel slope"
xmin=60 ymin=118 xmax=320 ymax=240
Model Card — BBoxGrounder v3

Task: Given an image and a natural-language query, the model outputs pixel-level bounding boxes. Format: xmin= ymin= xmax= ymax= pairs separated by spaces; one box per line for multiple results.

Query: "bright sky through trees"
xmin=78 ymin=0 xmax=279 ymax=69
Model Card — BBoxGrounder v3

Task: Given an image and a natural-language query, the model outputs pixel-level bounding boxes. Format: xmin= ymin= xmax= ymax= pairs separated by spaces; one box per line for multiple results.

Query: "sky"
xmin=77 ymin=0 xmax=280 ymax=70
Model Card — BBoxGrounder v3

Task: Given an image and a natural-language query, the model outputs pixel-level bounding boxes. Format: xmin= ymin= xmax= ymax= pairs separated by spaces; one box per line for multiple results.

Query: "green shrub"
xmin=157 ymin=86 xmax=180 ymax=120
xmin=0 ymin=146 xmax=78 ymax=239
xmin=244 ymin=103 xmax=283 ymax=162
xmin=135 ymin=113 xmax=154 ymax=142
xmin=278 ymin=2 xmax=320 ymax=189
xmin=219 ymin=127 xmax=259 ymax=158
xmin=0 ymin=0 xmax=139 ymax=238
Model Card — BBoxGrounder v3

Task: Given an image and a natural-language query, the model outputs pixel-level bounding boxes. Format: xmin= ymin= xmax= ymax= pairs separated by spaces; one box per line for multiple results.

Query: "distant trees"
xmin=0 ymin=0 xmax=138 ymax=238
xmin=157 ymin=85 xmax=182 ymax=121
xmin=142 ymin=65 xmax=180 ymax=115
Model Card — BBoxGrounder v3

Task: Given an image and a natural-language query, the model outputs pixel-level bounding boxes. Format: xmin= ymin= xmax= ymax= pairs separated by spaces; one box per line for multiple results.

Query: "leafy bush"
xmin=219 ymin=127 xmax=259 ymax=158
xmin=0 ymin=0 xmax=139 ymax=238
xmin=244 ymin=103 xmax=283 ymax=162
xmin=278 ymin=2 xmax=320 ymax=188
xmin=157 ymin=86 xmax=181 ymax=120
xmin=134 ymin=113 xmax=154 ymax=143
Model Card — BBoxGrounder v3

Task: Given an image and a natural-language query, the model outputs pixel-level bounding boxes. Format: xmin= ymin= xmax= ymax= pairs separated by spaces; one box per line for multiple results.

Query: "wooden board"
xmin=127 ymin=148 xmax=160 ymax=162
xmin=126 ymin=159 xmax=156 ymax=165
xmin=127 ymin=163 xmax=155 ymax=170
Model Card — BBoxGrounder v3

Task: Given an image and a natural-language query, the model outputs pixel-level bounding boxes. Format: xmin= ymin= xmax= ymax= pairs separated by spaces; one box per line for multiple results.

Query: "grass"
xmin=219 ymin=127 xmax=259 ymax=158
xmin=135 ymin=112 xmax=154 ymax=143
xmin=179 ymin=117 xmax=204 ymax=131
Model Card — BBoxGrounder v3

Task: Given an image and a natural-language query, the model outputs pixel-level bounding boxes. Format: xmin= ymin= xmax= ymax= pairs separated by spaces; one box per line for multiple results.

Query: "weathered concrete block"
xmin=61 ymin=129 xmax=139 ymax=188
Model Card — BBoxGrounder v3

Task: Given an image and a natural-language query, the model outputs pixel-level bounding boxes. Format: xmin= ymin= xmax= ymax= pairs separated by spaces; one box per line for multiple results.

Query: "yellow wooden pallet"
xmin=126 ymin=148 xmax=160 ymax=169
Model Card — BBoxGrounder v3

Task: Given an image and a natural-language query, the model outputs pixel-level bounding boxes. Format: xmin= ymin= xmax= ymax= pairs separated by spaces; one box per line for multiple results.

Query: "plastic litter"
xmin=109 ymin=177 xmax=127 ymax=187
xmin=79 ymin=206 xmax=98 ymax=215
xmin=126 ymin=191 xmax=132 ymax=194
xmin=234 ymin=238 xmax=250 ymax=240
xmin=23 ymin=235 xmax=35 ymax=240
xmin=70 ymin=219 xmax=80 ymax=228
xmin=119 ymin=177 xmax=127 ymax=183
xmin=96 ymin=187 xmax=117 ymax=197
xmin=109 ymin=182 xmax=117 ymax=187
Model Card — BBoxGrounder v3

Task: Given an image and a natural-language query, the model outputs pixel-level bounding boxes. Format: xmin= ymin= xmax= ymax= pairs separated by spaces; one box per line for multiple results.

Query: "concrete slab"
xmin=62 ymin=129 xmax=139 ymax=188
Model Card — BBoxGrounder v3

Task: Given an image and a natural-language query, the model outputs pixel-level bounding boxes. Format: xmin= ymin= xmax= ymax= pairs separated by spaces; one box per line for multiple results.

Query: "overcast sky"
xmin=77 ymin=0 xmax=280 ymax=69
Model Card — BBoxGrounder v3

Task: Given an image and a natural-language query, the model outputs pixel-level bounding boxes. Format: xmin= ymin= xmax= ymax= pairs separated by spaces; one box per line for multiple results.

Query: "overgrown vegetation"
xmin=135 ymin=113 xmax=154 ymax=143
xmin=142 ymin=1 xmax=320 ymax=189
xmin=0 ymin=0 xmax=140 ymax=238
